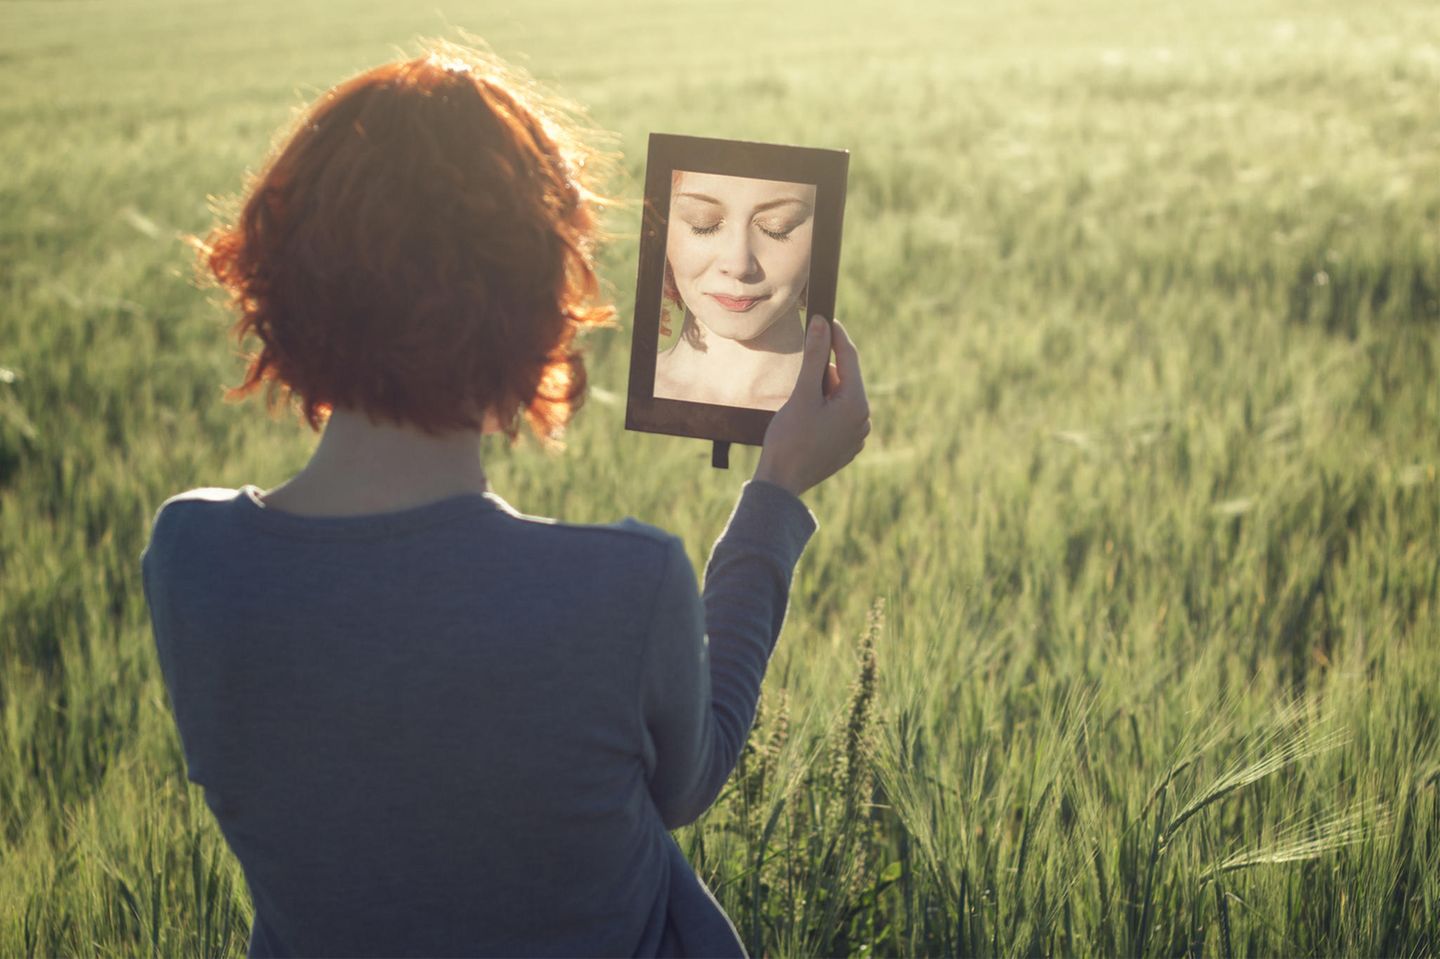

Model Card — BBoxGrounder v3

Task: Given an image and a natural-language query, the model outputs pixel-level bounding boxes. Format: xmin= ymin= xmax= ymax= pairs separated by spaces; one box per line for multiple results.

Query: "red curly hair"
xmin=200 ymin=42 xmax=614 ymax=442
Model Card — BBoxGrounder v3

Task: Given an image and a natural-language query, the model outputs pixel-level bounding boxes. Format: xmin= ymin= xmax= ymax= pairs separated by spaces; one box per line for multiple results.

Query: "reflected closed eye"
xmin=686 ymin=219 xmax=797 ymax=240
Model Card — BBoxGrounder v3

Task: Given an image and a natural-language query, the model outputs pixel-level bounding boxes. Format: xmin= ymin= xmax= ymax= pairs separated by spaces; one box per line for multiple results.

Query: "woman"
xmin=653 ymin=172 xmax=816 ymax=410
xmin=141 ymin=42 xmax=869 ymax=958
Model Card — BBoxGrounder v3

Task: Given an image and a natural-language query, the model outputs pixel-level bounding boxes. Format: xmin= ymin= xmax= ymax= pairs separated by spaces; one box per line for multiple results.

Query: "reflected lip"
xmin=706 ymin=293 xmax=770 ymax=312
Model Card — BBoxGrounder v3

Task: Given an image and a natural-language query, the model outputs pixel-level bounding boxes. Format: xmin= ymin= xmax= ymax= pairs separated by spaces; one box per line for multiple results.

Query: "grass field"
xmin=3 ymin=0 xmax=1439 ymax=954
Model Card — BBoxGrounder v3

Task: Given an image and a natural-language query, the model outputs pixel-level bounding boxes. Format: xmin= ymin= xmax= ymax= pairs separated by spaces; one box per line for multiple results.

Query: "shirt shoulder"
xmin=151 ymin=486 xmax=244 ymax=525
xmin=160 ymin=486 xmax=245 ymax=506
xmin=142 ymin=487 xmax=243 ymax=563
xmin=483 ymin=507 xmax=692 ymax=621
xmin=489 ymin=493 xmax=680 ymax=551
xmin=500 ymin=507 xmax=686 ymax=576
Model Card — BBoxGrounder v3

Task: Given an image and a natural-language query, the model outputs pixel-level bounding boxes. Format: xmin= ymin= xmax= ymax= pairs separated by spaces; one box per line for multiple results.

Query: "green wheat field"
xmin=3 ymin=0 xmax=1439 ymax=955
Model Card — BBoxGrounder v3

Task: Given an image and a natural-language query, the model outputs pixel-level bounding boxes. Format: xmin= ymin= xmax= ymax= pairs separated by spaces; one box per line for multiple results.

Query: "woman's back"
xmin=142 ymin=481 xmax=816 ymax=956
xmin=144 ymin=38 xmax=869 ymax=957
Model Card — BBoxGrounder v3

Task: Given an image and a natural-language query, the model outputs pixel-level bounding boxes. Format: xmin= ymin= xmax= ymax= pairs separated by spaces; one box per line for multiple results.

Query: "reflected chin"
xmin=693 ymin=302 xmax=797 ymax=343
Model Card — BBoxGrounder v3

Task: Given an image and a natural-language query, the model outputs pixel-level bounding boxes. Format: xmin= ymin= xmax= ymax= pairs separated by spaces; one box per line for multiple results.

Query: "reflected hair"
xmin=199 ymin=40 xmax=615 ymax=443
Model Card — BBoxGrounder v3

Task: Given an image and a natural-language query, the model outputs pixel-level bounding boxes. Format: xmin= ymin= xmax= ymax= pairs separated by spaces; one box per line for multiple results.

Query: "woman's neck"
xmin=260 ymin=407 xmax=490 ymax=516
xmin=667 ymin=312 xmax=805 ymax=407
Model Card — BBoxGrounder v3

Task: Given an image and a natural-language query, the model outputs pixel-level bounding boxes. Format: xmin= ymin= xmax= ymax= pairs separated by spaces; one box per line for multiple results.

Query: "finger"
xmin=829 ymin=318 xmax=865 ymax=400
xmin=823 ymin=362 xmax=840 ymax=397
xmin=796 ymin=314 xmax=833 ymax=395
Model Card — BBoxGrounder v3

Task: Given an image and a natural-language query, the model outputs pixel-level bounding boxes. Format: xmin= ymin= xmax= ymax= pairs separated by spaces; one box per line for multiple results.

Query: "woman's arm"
xmin=638 ymin=315 xmax=867 ymax=828
xmin=638 ymin=481 xmax=815 ymax=829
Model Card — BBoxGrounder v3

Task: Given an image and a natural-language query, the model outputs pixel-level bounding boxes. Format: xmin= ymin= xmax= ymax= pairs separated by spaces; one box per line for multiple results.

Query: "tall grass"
xmin=3 ymin=0 xmax=1439 ymax=953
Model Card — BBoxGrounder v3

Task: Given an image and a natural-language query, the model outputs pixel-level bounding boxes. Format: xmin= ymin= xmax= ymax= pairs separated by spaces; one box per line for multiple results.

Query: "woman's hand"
xmin=754 ymin=316 xmax=870 ymax=497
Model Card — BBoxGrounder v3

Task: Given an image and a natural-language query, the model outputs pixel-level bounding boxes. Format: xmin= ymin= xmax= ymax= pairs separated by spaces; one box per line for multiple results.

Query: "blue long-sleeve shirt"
xmin=140 ymin=479 xmax=816 ymax=957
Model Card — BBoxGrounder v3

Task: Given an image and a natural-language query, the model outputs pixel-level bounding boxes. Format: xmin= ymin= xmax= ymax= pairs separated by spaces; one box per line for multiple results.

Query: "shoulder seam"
xmin=519 ymin=515 xmax=676 ymax=548
xmin=159 ymin=487 xmax=243 ymax=509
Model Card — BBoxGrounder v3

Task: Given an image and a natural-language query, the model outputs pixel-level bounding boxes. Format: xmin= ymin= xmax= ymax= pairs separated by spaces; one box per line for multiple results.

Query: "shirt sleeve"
xmin=638 ymin=480 xmax=818 ymax=829
xmin=139 ymin=499 xmax=209 ymax=785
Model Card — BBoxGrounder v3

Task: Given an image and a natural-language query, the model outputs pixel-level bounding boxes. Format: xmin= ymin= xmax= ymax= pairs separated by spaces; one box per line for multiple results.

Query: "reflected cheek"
xmin=776 ymin=251 xmax=811 ymax=286
xmin=666 ymin=229 xmax=712 ymax=285
xmin=761 ymin=225 xmax=814 ymax=293
xmin=764 ymin=248 xmax=812 ymax=297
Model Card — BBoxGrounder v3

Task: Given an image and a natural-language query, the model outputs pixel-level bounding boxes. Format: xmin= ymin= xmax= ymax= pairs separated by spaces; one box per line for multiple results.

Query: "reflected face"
xmin=666 ymin=172 xmax=816 ymax=342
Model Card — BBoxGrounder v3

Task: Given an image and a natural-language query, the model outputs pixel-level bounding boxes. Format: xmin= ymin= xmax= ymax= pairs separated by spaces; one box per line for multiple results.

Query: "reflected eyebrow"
xmin=675 ymin=192 xmax=813 ymax=214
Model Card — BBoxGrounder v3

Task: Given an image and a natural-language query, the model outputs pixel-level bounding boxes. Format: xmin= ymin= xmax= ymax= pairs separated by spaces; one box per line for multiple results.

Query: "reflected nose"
xmin=716 ymin=225 xmax=763 ymax=282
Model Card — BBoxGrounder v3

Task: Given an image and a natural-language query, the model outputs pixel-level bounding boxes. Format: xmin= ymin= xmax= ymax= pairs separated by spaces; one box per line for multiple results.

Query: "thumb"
xmin=796 ymin=315 xmax=832 ymax=395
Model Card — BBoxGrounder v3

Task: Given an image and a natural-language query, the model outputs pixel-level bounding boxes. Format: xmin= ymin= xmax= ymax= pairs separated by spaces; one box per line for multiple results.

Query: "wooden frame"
xmin=625 ymin=133 xmax=850 ymax=453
